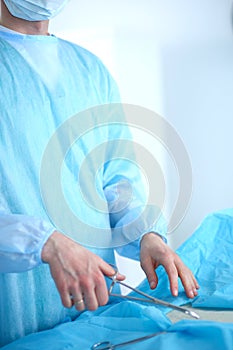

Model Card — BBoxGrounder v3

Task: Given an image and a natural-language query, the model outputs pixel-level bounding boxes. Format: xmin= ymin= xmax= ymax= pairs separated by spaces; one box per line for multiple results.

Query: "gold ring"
xmin=74 ymin=299 xmax=84 ymax=306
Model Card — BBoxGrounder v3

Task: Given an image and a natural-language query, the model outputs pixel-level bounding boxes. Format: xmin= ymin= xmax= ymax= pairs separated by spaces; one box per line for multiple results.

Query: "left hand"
xmin=140 ymin=232 xmax=199 ymax=298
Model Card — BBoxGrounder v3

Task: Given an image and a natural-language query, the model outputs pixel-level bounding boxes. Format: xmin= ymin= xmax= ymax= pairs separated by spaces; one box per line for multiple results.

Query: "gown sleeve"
xmin=0 ymin=208 xmax=55 ymax=273
xmin=103 ymin=75 xmax=167 ymax=260
xmin=103 ymin=136 xmax=167 ymax=260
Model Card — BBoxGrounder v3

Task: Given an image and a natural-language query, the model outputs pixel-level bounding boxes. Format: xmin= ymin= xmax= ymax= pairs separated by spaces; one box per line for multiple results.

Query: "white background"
xmin=50 ymin=0 xmax=233 ymax=286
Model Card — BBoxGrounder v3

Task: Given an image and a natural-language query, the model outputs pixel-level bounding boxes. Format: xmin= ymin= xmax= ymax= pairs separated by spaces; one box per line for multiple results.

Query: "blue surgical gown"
xmin=1 ymin=209 xmax=233 ymax=350
xmin=0 ymin=28 xmax=166 ymax=346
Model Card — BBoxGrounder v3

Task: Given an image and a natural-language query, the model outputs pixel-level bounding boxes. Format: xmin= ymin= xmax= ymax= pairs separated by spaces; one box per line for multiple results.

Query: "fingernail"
xmin=173 ymin=289 xmax=178 ymax=297
xmin=150 ymin=281 xmax=156 ymax=289
xmin=189 ymin=291 xmax=194 ymax=298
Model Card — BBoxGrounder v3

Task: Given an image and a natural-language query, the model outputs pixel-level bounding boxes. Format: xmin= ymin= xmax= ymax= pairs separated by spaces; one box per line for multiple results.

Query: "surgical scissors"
xmin=108 ymin=264 xmax=199 ymax=320
xmin=91 ymin=331 xmax=165 ymax=349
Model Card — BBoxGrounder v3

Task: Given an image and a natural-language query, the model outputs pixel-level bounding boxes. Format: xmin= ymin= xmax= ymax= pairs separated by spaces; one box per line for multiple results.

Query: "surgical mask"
xmin=3 ymin=0 xmax=69 ymax=21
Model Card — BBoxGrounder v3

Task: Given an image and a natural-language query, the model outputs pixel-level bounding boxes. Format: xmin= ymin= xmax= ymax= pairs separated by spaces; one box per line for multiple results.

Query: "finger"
xmin=70 ymin=289 xmax=86 ymax=311
xmin=83 ymin=286 xmax=98 ymax=311
xmin=181 ymin=280 xmax=196 ymax=298
xmin=71 ymin=294 xmax=86 ymax=311
xmin=99 ymin=261 xmax=125 ymax=282
xmin=194 ymin=278 xmax=200 ymax=290
xmin=176 ymin=262 xmax=198 ymax=298
xmin=73 ymin=297 xmax=85 ymax=311
xmin=54 ymin=280 xmax=73 ymax=308
xmin=61 ymin=290 xmax=73 ymax=308
xmin=163 ymin=263 xmax=179 ymax=297
xmin=74 ymin=298 xmax=85 ymax=311
xmin=140 ymin=258 xmax=158 ymax=289
xmin=95 ymin=280 xmax=109 ymax=307
xmin=89 ymin=270 xmax=110 ymax=307
xmin=149 ymin=273 xmax=158 ymax=290
xmin=99 ymin=261 xmax=117 ymax=277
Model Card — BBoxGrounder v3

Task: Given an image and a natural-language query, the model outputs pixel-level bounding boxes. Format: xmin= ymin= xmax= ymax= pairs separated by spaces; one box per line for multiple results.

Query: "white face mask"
xmin=3 ymin=0 xmax=69 ymax=21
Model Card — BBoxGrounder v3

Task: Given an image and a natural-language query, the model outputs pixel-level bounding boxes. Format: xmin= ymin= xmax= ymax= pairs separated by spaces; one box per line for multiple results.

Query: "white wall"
xmin=50 ymin=0 xmax=233 ymax=285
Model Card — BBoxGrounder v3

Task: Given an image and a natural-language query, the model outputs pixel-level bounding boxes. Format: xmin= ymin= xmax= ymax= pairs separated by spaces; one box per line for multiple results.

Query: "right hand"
xmin=41 ymin=231 xmax=124 ymax=311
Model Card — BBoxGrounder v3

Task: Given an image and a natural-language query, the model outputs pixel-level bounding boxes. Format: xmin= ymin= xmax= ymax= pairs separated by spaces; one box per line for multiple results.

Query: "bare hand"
xmin=140 ymin=233 xmax=199 ymax=298
xmin=42 ymin=231 xmax=124 ymax=311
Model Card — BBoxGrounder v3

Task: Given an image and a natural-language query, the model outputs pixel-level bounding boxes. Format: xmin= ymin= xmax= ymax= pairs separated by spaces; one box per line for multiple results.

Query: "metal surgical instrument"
xmin=91 ymin=331 xmax=166 ymax=349
xmin=108 ymin=264 xmax=200 ymax=320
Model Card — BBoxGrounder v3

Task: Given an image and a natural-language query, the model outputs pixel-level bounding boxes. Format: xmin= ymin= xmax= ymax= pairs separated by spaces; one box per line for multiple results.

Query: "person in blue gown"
xmin=0 ymin=0 xmax=199 ymax=346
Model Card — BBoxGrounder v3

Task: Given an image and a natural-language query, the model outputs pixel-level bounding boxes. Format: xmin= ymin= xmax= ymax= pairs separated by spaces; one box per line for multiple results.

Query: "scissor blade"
xmin=112 ymin=281 xmax=200 ymax=319
xmin=92 ymin=331 xmax=165 ymax=349
xmin=116 ymin=331 xmax=165 ymax=348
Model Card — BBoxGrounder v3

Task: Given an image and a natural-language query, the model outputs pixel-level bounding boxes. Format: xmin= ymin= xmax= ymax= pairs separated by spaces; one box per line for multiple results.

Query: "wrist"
xmin=141 ymin=231 xmax=165 ymax=244
xmin=41 ymin=230 xmax=60 ymax=263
